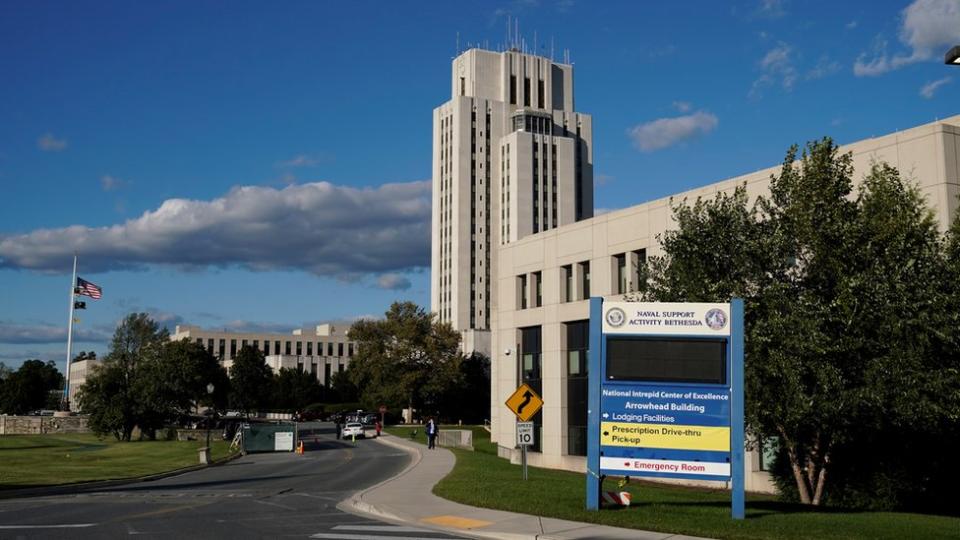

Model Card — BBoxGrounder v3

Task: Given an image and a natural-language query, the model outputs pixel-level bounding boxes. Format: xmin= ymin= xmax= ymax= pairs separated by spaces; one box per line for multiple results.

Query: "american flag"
xmin=76 ymin=277 xmax=102 ymax=299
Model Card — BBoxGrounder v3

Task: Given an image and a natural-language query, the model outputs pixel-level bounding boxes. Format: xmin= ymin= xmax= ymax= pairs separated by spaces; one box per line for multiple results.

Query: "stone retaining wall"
xmin=0 ymin=415 xmax=90 ymax=435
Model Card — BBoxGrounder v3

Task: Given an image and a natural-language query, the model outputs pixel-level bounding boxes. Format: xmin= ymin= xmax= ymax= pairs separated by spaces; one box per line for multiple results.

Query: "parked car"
xmin=341 ymin=422 xmax=366 ymax=439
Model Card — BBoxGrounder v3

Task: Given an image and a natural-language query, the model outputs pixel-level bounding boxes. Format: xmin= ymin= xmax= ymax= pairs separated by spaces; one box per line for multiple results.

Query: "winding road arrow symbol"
xmin=517 ymin=390 xmax=533 ymax=415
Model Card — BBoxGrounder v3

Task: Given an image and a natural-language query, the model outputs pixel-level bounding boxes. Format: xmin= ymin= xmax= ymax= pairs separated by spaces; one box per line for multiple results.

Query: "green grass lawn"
xmin=0 ymin=433 xmax=236 ymax=489
xmin=385 ymin=425 xmax=960 ymax=540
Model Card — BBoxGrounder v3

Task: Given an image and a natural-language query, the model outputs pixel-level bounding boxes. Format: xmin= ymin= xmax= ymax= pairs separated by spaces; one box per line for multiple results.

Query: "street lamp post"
xmin=205 ymin=383 xmax=215 ymax=451
xmin=946 ymin=46 xmax=960 ymax=65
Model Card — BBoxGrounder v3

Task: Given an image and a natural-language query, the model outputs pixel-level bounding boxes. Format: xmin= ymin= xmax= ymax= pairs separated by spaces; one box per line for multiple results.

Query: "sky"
xmin=1 ymin=0 xmax=958 ymax=373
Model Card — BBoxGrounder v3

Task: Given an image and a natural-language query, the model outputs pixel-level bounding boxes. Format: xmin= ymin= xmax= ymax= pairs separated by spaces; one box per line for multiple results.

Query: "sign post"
xmin=586 ymin=298 xmax=745 ymax=519
xmin=506 ymin=383 xmax=543 ymax=481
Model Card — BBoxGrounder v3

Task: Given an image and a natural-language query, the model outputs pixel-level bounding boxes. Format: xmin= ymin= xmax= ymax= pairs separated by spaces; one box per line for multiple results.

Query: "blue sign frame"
xmin=586 ymin=298 xmax=745 ymax=519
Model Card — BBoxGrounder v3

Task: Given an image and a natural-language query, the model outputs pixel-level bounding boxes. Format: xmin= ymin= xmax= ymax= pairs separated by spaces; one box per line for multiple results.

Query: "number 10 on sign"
xmin=517 ymin=421 xmax=534 ymax=446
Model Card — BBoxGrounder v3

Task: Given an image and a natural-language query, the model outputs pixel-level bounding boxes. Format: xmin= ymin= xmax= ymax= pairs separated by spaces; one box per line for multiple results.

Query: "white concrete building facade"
xmin=171 ymin=323 xmax=355 ymax=386
xmin=431 ymin=48 xmax=594 ymax=355
xmin=430 ymin=49 xmax=960 ymax=494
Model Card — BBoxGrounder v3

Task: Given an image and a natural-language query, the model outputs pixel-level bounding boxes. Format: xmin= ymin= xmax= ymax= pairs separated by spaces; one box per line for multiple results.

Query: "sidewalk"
xmin=339 ymin=434 xmax=713 ymax=540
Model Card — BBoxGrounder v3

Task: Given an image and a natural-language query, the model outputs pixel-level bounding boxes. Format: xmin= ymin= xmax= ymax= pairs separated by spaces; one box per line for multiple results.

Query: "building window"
xmin=328 ymin=342 xmax=334 ymax=356
xmin=520 ymin=326 xmax=543 ymax=453
xmin=207 ymin=338 xmax=214 ymax=352
xmin=523 ymin=77 xmax=530 ymax=106
xmin=230 ymin=339 xmax=237 ymax=359
xmin=348 ymin=343 xmax=354 ymax=357
xmin=196 ymin=338 xmax=203 ymax=346
xmin=338 ymin=343 xmax=344 ymax=357
xmin=297 ymin=361 xmax=304 ymax=372
xmin=274 ymin=341 xmax=281 ymax=355
xmin=537 ymin=79 xmax=544 ymax=106
xmin=633 ymin=249 xmax=647 ymax=292
xmin=296 ymin=342 xmax=303 ymax=356
xmin=318 ymin=342 xmax=323 ymax=356
xmin=264 ymin=341 xmax=270 ymax=356
xmin=324 ymin=363 xmax=332 ymax=387
xmin=614 ymin=254 xmax=627 ymax=294
xmin=285 ymin=341 xmax=292 ymax=355
xmin=241 ymin=339 xmax=247 ymax=349
xmin=518 ymin=274 xmax=528 ymax=309
xmin=253 ymin=340 xmax=259 ymax=351
xmin=307 ymin=342 xmax=312 ymax=356
xmin=579 ymin=261 xmax=591 ymax=298
xmin=562 ymin=265 xmax=573 ymax=303
xmin=566 ymin=320 xmax=589 ymax=456
xmin=219 ymin=339 xmax=225 ymax=359
xmin=460 ymin=76 xmax=465 ymax=95
xmin=533 ymin=271 xmax=542 ymax=307
xmin=311 ymin=362 xmax=317 ymax=376
xmin=510 ymin=75 xmax=517 ymax=104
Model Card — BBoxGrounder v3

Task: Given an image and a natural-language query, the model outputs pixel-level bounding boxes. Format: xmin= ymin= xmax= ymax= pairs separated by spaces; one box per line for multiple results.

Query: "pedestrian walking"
xmin=335 ymin=418 xmax=342 ymax=440
xmin=426 ymin=417 xmax=438 ymax=449
xmin=375 ymin=420 xmax=382 ymax=437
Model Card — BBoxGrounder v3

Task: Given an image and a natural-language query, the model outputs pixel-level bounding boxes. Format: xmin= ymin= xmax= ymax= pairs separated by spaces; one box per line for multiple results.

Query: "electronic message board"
xmin=586 ymin=299 xmax=745 ymax=519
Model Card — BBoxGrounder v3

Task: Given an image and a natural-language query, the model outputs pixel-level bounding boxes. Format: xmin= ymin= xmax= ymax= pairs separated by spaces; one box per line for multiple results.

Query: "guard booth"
xmin=240 ymin=422 xmax=297 ymax=453
xmin=586 ymin=298 xmax=745 ymax=519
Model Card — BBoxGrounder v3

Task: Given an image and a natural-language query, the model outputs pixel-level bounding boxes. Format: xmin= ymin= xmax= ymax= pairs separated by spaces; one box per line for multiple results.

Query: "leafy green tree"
xmin=0 ymin=359 xmax=64 ymax=414
xmin=271 ymin=368 xmax=325 ymax=411
xmin=640 ymin=139 xmax=960 ymax=507
xmin=78 ymin=313 xmax=168 ymax=441
xmin=229 ymin=345 xmax=273 ymax=415
xmin=347 ymin=302 xmax=462 ymax=418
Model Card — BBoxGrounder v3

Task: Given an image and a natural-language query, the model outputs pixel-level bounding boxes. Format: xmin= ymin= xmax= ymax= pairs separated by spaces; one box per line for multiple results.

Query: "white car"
xmin=342 ymin=422 xmax=366 ymax=439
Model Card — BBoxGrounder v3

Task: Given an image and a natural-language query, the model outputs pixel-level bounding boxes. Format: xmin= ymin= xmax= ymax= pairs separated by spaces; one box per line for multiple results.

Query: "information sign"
xmin=517 ymin=421 xmax=535 ymax=446
xmin=586 ymin=299 xmax=745 ymax=519
xmin=274 ymin=431 xmax=294 ymax=452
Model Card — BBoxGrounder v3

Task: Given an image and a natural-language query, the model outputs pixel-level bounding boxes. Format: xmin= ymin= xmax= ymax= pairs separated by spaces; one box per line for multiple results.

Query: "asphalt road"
xmin=0 ymin=422 xmax=469 ymax=540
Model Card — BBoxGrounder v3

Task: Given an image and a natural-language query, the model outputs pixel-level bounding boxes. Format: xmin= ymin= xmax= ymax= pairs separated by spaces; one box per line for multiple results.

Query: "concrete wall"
xmin=0 ymin=415 xmax=89 ymax=435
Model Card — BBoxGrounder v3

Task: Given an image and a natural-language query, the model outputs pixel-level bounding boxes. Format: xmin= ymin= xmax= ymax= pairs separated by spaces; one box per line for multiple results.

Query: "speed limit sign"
xmin=517 ymin=421 xmax=534 ymax=446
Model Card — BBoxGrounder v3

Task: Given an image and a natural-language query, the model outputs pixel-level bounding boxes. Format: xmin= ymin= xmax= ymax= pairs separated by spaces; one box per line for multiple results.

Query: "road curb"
xmin=0 ymin=450 xmax=243 ymax=500
xmin=336 ymin=434 xmax=423 ymax=524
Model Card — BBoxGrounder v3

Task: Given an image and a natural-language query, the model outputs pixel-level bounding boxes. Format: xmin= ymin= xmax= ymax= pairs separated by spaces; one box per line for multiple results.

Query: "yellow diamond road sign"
xmin=505 ymin=383 xmax=544 ymax=422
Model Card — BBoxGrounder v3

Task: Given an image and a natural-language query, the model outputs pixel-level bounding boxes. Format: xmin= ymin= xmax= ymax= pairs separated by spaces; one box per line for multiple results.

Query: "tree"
xmin=347 ymin=302 xmax=462 ymax=419
xmin=0 ymin=359 xmax=64 ymax=414
xmin=78 ymin=313 xmax=169 ymax=441
xmin=229 ymin=345 xmax=273 ymax=415
xmin=640 ymin=139 xmax=960 ymax=507
xmin=271 ymin=368 xmax=325 ymax=411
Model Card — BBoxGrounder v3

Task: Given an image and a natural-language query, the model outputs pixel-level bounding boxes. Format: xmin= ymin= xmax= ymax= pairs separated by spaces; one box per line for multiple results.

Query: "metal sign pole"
xmin=522 ymin=445 xmax=528 ymax=480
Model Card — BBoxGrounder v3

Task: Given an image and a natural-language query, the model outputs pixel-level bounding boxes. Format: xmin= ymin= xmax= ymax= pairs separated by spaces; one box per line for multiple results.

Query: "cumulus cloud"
xmin=806 ymin=55 xmax=841 ymax=80
xmin=854 ymin=0 xmax=960 ymax=76
xmin=0 ymin=321 xmax=111 ymax=344
xmin=755 ymin=0 xmax=787 ymax=19
xmin=672 ymin=101 xmax=692 ymax=113
xmin=920 ymin=76 xmax=952 ymax=99
xmin=0 ymin=180 xmax=432 ymax=280
xmin=376 ymin=273 xmax=412 ymax=291
xmin=37 ymin=133 xmax=68 ymax=152
xmin=628 ymin=111 xmax=719 ymax=152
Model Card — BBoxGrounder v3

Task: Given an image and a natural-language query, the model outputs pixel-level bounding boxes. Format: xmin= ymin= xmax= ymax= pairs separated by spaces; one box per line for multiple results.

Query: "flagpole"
xmin=62 ymin=254 xmax=78 ymax=411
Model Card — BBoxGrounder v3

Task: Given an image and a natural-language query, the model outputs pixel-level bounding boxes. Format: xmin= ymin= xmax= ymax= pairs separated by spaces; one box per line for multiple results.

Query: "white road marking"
xmin=332 ymin=524 xmax=435 ymax=533
xmin=0 ymin=523 xmax=96 ymax=529
xmin=310 ymin=534 xmax=460 ymax=540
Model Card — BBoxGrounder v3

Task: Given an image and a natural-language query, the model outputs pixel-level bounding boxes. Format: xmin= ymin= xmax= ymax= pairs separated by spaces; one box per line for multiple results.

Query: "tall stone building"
xmin=431 ymin=48 xmax=594 ymax=355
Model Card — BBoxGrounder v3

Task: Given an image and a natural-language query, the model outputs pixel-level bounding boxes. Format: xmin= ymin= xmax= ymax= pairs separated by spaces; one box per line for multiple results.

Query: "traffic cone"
xmin=297 ymin=440 xmax=304 ymax=454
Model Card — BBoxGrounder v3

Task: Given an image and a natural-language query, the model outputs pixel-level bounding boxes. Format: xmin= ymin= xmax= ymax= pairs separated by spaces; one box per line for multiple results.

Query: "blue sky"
xmin=1 ymin=0 xmax=958 ymax=373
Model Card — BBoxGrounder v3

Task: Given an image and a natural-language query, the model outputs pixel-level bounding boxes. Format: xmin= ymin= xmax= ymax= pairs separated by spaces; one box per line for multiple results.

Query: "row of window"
xmin=516 ymin=250 xmax=647 ymax=310
xmin=194 ymin=337 xmax=354 ymax=361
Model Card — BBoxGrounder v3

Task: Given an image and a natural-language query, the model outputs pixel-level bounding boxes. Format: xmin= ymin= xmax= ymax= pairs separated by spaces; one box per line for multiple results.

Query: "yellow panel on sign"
xmin=601 ymin=422 xmax=730 ymax=452
xmin=505 ymin=383 xmax=544 ymax=422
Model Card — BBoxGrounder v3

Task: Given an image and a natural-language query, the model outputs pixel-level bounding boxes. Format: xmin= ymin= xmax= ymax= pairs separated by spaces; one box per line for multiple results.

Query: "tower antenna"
xmin=456 ymin=32 xmax=460 ymax=55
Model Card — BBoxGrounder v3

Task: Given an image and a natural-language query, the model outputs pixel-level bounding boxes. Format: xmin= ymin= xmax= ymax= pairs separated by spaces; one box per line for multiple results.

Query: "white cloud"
xmin=806 ymin=56 xmax=841 ymax=80
xmin=920 ymin=76 xmax=952 ymax=98
xmin=672 ymin=101 xmax=692 ymax=113
xmin=376 ymin=273 xmax=412 ymax=291
xmin=627 ymin=111 xmax=719 ymax=152
xmin=854 ymin=0 xmax=960 ymax=76
xmin=755 ymin=0 xmax=787 ymax=19
xmin=0 ymin=180 xmax=432 ymax=280
xmin=278 ymin=153 xmax=332 ymax=168
xmin=750 ymin=42 xmax=798 ymax=98
xmin=846 ymin=20 xmax=858 ymax=29
xmin=100 ymin=175 xmax=128 ymax=191
xmin=37 ymin=133 xmax=68 ymax=152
